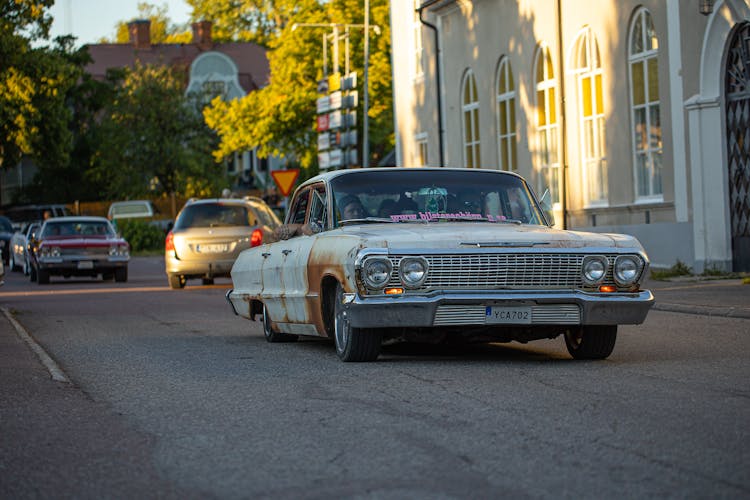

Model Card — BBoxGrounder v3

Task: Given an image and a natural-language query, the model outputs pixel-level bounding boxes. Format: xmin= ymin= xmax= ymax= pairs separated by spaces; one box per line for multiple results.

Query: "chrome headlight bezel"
xmin=109 ymin=244 xmax=130 ymax=257
xmin=582 ymin=255 xmax=608 ymax=285
xmin=39 ymin=246 xmax=61 ymax=259
xmin=614 ymin=255 xmax=643 ymax=286
xmin=361 ymin=257 xmax=392 ymax=289
xmin=399 ymin=256 xmax=429 ymax=288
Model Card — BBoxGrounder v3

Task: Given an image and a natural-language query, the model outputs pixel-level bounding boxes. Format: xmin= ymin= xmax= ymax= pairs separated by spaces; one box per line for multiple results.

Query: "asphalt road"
xmin=1 ymin=257 xmax=748 ymax=498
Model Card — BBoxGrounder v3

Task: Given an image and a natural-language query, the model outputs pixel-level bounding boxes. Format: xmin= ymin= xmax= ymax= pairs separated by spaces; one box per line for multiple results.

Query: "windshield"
xmin=329 ymin=169 xmax=544 ymax=227
xmin=41 ymin=220 xmax=115 ymax=238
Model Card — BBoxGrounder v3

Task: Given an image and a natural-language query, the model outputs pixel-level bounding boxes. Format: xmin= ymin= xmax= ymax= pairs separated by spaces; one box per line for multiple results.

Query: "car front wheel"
xmin=37 ymin=268 xmax=50 ymax=285
xmin=334 ymin=284 xmax=381 ymax=362
xmin=262 ymin=304 xmax=298 ymax=342
xmin=564 ymin=325 xmax=617 ymax=360
xmin=9 ymin=253 xmax=17 ymax=272
xmin=114 ymin=267 xmax=128 ymax=282
xmin=168 ymin=274 xmax=186 ymax=289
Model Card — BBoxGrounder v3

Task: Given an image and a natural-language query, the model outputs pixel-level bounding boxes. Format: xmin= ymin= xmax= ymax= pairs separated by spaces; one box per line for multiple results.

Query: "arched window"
xmin=462 ymin=70 xmax=481 ymax=168
xmin=496 ymin=57 xmax=517 ymax=171
xmin=571 ymin=27 xmax=607 ymax=205
xmin=629 ymin=8 xmax=662 ymax=199
xmin=534 ymin=45 xmax=560 ymax=203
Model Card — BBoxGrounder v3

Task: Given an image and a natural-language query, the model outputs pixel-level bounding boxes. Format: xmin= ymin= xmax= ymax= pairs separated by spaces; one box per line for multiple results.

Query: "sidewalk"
xmin=645 ymin=276 xmax=750 ymax=319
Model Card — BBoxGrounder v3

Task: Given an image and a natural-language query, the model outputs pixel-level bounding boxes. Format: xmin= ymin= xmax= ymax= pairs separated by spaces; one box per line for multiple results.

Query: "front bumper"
xmin=342 ymin=289 xmax=655 ymax=328
xmin=37 ymin=257 xmax=128 ymax=274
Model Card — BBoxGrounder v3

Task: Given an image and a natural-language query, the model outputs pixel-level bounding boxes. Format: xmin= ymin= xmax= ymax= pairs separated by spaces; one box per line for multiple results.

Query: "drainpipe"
xmin=417 ymin=0 xmax=445 ymax=167
xmin=556 ymin=0 xmax=569 ymax=229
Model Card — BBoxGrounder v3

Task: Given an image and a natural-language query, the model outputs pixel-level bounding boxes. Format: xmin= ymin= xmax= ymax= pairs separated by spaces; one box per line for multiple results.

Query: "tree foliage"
xmin=186 ymin=0 xmax=317 ymax=47
xmin=201 ymin=0 xmax=393 ymax=177
xmin=0 ymin=0 xmax=56 ymax=169
xmin=109 ymin=2 xmax=192 ymax=44
xmin=90 ymin=63 xmax=224 ymax=201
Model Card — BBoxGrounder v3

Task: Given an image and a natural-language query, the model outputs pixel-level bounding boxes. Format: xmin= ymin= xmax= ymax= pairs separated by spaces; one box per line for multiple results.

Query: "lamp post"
xmin=291 ymin=20 xmax=380 ymax=167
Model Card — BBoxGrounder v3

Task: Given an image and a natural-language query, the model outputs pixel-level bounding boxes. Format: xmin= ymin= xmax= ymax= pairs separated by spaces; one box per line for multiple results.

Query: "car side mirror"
xmin=539 ymin=189 xmax=555 ymax=227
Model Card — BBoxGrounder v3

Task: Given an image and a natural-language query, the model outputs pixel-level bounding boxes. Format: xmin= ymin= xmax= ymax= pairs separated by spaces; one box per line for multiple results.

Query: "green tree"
xmin=91 ymin=63 xmax=223 ymax=205
xmin=202 ymin=0 xmax=393 ymax=177
xmin=109 ymin=2 xmax=192 ymax=44
xmin=0 ymin=0 xmax=55 ymax=169
xmin=186 ymin=0 xmax=316 ymax=47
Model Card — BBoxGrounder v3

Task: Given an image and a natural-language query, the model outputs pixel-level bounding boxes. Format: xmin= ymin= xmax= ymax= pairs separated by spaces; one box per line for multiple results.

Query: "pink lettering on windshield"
xmin=388 ymin=212 xmax=509 ymax=222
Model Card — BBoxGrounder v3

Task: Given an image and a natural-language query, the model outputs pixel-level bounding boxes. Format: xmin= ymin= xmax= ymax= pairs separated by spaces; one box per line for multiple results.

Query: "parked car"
xmin=165 ymin=196 xmax=281 ymax=289
xmin=9 ymin=222 xmax=41 ymax=275
xmin=226 ymin=167 xmax=655 ymax=362
xmin=108 ymin=199 xmax=173 ymax=233
xmin=2 ymin=204 xmax=70 ymax=230
xmin=0 ymin=216 xmax=14 ymax=265
xmin=30 ymin=216 xmax=130 ymax=284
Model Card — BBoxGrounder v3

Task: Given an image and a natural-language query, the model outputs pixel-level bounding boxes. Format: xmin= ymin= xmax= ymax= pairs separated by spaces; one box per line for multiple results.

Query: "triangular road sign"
xmin=271 ymin=169 xmax=300 ymax=197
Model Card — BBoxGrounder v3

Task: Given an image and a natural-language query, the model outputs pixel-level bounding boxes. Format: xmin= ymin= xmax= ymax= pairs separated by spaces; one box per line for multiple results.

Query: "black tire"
xmin=168 ymin=274 xmax=186 ymax=289
xmin=22 ymin=256 xmax=29 ymax=276
xmin=37 ymin=268 xmax=50 ymax=285
xmin=9 ymin=253 xmax=17 ymax=272
xmin=29 ymin=264 xmax=37 ymax=282
xmin=201 ymin=277 xmax=214 ymax=285
xmin=114 ymin=267 xmax=128 ymax=283
xmin=564 ymin=325 xmax=617 ymax=360
xmin=334 ymin=284 xmax=381 ymax=362
xmin=262 ymin=304 xmax=298 ymax=342
xmin=102 ymin=272 xmax=114 ymax=281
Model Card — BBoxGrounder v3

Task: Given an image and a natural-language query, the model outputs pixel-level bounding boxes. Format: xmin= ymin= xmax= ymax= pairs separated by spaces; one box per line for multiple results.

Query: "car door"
xmin=261 ymin=184 xmax=328 ymax=334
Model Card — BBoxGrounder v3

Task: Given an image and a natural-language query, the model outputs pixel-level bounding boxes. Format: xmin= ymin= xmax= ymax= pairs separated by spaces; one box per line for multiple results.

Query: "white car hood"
xmin=336 ymin=223 xmax=644 ymax=251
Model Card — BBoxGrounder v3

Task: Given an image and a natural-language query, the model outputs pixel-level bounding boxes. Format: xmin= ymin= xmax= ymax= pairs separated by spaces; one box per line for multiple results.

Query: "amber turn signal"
xmin=598 ymin=285 xmax=617 ymax=293
xmin=385 ymin=288 xmax=404 ymax=295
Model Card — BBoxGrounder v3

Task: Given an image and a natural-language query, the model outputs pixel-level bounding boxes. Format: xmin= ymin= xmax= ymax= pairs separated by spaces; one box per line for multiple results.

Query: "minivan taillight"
xmin=165 ymin=231 xmax=175 ymax=252
xmin=250 ymin=229 xmax=263 ymax=247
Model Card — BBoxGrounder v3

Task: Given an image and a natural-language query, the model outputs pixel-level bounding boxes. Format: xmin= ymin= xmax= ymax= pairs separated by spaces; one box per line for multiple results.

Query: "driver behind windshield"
xmin=339 ymin=195 xmax=367 ymax=220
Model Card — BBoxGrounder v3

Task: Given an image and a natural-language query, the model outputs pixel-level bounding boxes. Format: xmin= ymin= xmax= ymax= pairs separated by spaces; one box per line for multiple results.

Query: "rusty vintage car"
xmin=226 ymin=168 xmax=654 ymax=362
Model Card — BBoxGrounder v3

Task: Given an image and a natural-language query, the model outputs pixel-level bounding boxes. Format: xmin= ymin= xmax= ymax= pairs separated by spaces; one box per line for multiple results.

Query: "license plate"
xmin=198 ymin=244 xmax=228 ymax=253
xmin=486 ymin=306 xmax=531 ymax=324
xmin=77 ymin=261 xmax=94 ymax=269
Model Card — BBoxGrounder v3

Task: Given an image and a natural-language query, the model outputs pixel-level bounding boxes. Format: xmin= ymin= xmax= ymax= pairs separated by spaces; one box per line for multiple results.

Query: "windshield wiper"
xmin=339 ymin=217 xmax=396 ymax=226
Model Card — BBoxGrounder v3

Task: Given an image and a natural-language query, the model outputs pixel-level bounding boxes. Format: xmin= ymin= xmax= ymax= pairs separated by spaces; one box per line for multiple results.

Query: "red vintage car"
xmin=30 ymin=216 xmax=130 ymax=284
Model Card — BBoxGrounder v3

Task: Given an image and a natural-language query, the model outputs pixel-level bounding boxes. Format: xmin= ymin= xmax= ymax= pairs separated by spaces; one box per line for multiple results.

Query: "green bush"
xmin=650 ymin=259 xmax=693 ymax=280
xmin=115 ymin=219 xmax=165 ymax=252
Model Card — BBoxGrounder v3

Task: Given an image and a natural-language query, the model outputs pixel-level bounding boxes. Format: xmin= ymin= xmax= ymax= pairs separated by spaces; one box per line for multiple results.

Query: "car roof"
xmin=43 ymin=216 xmax=111 ymax=223
xmin=298 ymin=166 xmax=525 ymax=188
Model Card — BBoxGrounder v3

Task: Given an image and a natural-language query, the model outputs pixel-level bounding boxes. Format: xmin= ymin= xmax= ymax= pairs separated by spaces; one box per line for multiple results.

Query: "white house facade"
xmin=390 ymin=0 xmax=750 ymax=272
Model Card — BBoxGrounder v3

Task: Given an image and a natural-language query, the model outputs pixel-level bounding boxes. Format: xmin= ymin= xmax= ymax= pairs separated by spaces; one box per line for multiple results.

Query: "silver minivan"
xmin=165 ymin=197 xmax=281 ymax=289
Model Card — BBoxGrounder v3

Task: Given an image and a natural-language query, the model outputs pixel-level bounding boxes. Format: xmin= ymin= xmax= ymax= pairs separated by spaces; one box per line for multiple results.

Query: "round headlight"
xmin=362 ymin=257 xmax=392 ymax=289
xmin=614 ymin=255 xmax=641 ymax=286
xmin=582 ymin=255 xmax=607 ymax=284
xmin=399 ymin=257 xmax=428 ymax=288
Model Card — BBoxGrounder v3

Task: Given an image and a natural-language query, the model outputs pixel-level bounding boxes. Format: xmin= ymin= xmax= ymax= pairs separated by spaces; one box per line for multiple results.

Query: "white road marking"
xmin=1 ymin=307 xmax=70 ymax=383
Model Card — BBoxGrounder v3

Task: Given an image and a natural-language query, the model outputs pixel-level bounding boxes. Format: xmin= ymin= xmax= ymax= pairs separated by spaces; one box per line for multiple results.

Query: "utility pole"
xmin=363 ymin=0 xmax=370 ymax=167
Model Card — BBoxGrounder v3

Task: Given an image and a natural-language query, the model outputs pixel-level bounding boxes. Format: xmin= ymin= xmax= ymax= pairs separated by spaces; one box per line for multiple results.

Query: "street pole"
xmin=363 ymin=0 xmax=370 ymax=167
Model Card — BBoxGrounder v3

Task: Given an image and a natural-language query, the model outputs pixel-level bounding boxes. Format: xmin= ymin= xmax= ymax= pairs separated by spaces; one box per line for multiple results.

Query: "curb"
xmin=653 ymin=302 xmax=750 ymax=320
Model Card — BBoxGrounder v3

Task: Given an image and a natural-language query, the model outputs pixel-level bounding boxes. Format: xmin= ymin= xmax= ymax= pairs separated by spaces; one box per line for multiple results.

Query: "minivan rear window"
xmin=174 ymin=203 xmax=251 ymax=229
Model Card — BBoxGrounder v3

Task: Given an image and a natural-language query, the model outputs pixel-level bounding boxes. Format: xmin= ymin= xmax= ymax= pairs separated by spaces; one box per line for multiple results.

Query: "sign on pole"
xmin=271 ymin=169 xmax=300 ymax=197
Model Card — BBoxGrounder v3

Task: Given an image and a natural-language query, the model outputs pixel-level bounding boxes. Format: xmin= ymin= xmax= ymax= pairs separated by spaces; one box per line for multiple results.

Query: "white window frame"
xmin=571 ymin=26 xmax=608 ymax=207
xmin=461 ymin=70 xmax=481 ymax=169
xmin=628 ymin=7 xmax=663 ymax=202
xmin=533 ymin=45 xmax=560 ymax=206
xmin=496 ymin=57 xmax=517 ymax=172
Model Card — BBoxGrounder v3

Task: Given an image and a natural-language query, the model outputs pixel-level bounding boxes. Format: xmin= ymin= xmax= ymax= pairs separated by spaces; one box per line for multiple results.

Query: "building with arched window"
xmin=391 ymin=0 xmax=750 ymax=273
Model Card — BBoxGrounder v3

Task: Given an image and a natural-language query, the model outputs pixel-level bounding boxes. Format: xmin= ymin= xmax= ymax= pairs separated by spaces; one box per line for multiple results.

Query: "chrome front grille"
xmin=387 ymin=253 xmax=619 ymax=291
xmin=60 ymin=247 xmax=109 ymax=258
xmin=434 ymin=304 xmax=581 ymax=326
